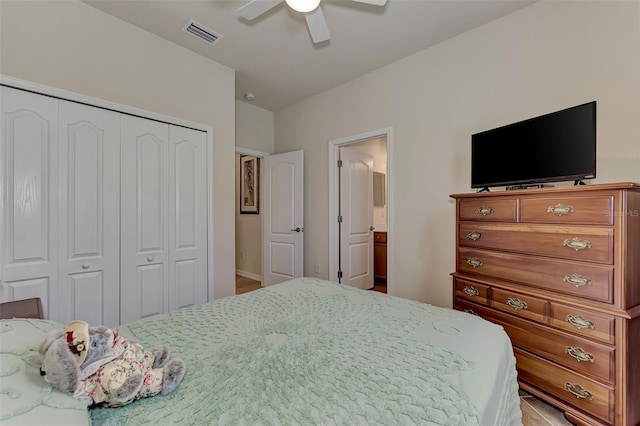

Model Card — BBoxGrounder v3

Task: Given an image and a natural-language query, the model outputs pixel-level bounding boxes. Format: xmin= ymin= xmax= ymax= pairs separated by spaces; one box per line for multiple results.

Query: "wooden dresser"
xmin=450 ymin=182 xmax=640 ymax=426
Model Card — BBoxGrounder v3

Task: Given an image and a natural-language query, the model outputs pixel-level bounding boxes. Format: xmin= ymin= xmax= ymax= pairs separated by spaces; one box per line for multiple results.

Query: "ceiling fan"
xmin=238 ymin=0 xmax=388 ymax=44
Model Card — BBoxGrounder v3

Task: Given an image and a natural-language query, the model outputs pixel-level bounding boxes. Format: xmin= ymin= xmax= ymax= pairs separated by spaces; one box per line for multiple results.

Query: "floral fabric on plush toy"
xmin=39 ymin=320 xmax=186 ymax=408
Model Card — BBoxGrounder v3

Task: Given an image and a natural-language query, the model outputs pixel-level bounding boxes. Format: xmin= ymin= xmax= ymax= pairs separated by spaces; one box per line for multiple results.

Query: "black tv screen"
xmin=471 ymin=101 xmax=596 ymax=189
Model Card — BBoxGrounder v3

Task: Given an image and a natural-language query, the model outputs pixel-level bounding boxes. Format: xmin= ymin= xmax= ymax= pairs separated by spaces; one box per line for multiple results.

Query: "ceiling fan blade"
xmin=238 ymin=0 xmax=283 ymax=20
xmin=305 ymin=6 xmax=330 ymax=44
xmin=350 ymin=0 xmax=387 ymax=6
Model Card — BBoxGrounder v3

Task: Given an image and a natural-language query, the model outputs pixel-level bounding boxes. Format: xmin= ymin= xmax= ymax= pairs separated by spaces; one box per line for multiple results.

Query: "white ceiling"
xmin=84 ymin=0 xmax=535 ymax=112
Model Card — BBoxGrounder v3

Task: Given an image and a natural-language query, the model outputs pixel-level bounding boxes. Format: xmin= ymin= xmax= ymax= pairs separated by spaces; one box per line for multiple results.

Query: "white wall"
xmin=274 ymin=1 xmax=640 ymax=307
xmin=236 ymin=100 xmax=275 ymax=153
xmin=0 ymin=0 xmax=238 ymax=299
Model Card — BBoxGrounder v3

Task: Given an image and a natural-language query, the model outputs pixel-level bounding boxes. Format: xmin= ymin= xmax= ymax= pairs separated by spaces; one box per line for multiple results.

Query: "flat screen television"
xmin=471 ymin=101 xmax=596 ymax=190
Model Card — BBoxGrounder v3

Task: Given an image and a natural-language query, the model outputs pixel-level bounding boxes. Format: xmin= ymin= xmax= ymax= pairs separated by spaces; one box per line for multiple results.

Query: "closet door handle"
xmin=81 ymin=263 xmax=90 ymax=269
xmin=147 ymin=257 xmax=154 ymax=262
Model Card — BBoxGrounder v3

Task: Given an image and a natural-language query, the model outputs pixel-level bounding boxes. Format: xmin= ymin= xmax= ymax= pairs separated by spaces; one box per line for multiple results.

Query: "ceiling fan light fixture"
xmin=285 ymin=0 xmax=321 ymax=13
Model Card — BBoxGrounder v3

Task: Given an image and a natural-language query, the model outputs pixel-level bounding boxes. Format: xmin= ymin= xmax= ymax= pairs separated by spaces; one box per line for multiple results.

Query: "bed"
xmin=0 ymin=278 xmax=522 ymax=425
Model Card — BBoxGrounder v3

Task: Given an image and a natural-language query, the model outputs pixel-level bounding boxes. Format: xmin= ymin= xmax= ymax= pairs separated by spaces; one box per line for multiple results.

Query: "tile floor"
xmin=235 ymin=276 xmax=575 ymax=425
xmin=520 ymin=391 xmax=574 ymax=425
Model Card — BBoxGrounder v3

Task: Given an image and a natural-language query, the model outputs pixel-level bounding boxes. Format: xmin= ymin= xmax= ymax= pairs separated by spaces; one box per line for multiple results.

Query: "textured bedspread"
xmin=91 ymin=278 xmax=522 ymax=425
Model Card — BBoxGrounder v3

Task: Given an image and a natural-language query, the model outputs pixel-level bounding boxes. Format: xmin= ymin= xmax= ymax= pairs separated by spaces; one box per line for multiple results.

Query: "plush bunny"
xmin=39 ymin=320 xmax=186 ymax=408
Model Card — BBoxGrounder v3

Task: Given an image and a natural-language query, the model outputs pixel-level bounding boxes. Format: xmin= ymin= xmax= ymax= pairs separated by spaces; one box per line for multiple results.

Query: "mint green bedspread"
xmin=92 ymin=278 xmax=522 ymax=425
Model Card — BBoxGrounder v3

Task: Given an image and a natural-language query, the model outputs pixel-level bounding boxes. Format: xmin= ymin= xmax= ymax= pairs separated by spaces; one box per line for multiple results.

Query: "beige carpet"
xmin=236 ymin=276 xmax=262 ymax=294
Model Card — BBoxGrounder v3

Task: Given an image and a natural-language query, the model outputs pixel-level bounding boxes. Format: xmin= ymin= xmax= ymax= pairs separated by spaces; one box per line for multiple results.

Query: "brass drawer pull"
xmin=476 ymin=206 xmax=494 ymax=216
xmin=466 ymin=258 xmax=483 ymax=268
xmin=463 ymin=286 xmax=480 ymax=297
xmin=565 ymin=346 xmax=595 ymax=363
xmin=464 ymin=309 xmax=479 ymax=316
xmin=563 ymin=273 xmax=592 ymax=287
xmin=563 ymin=237 xmax=592 ymax=251
xmin=564 ymin=382 xmax=594 ymax=400
xmin=506 ymin=298 xmax=528 ymax=311
xmin=466 ymin=231 xmax=482 ymax=241
xmin=548 ymin=203 xmax=574 ymax=216
xmin=566 ymin=314 xmax=595 ymax=330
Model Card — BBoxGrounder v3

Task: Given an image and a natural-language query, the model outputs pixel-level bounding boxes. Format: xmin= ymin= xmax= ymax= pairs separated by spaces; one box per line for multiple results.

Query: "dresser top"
xmin=450 ymin=182 xmax=639 ymax=199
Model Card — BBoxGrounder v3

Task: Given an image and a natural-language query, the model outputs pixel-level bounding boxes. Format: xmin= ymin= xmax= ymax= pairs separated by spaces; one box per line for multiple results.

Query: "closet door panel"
xmin=69 ymin=272 xmax=105 ymax=325
xmin=121 ymin=115 xmax=169 ymax=324
xmin=0 ymin=87 xmax=58 ymax=319
xmin=58 ymin=101 xmax=120 ymax=327
xmin=169 ymin=126 xmax=208 ymax=310
xmin=138 ymin=264 xmax=164 ymax=318
xmin=3 ymin=278 xmax=50 ymax=312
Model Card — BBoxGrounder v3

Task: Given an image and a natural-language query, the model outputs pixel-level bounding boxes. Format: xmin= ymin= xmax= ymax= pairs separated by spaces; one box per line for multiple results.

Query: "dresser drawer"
xmin=520 ymin=195 xmax=614 ymax=225
xmin=514 ymin=348 xmax=614 ymax=424
xmin=459 ymin=199 xmax=517 ymax=222
xmin=491 ymin=287 xmax=548 ymax=323
xmin=550 ymin=302 xmax=616 ymax=345
xmin=457 ymin=247 xmax=614 ymax=304
xmin=454 ymin=278 xmax=489 ymax=306
xmin=459 ymin=223 xmax=613 ymax=264
xmin=454 ymin=298 xmax=484 ymax=317
xmin=456 ymin=300 xmax=615 ymax=384
xmin=489 ymin=310 xmax=613 ymax=384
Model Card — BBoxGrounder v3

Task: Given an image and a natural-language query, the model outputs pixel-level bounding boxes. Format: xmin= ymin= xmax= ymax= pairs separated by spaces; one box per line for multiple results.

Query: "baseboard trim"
xmin=236 ymin=270 xmax=262 ymax=283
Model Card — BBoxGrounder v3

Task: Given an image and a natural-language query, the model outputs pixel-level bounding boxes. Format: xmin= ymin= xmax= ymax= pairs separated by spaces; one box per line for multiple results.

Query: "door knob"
xmin=81 ymin=263 xmax=90 ymax=269
xmin=147 ymin=257 xmax=154 ymax=262
xmin=369 ymin=226 xmax=375 ymax=231
xmin=290 ymin=227 xmax=303 ymax=232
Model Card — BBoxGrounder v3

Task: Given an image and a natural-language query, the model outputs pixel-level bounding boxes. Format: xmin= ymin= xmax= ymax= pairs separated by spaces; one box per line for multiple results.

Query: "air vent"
xmin=182 ymin=19 xmax=223 ymax=46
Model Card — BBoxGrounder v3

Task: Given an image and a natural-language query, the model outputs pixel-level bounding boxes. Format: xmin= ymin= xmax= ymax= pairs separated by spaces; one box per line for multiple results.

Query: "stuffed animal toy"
xmin=38 ymin=320 xmax=186 ymax=408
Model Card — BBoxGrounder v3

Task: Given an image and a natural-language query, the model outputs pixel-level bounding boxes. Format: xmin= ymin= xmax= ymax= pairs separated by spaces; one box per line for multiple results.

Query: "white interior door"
xmin=169 ymin=125 xmax=208 ymax=311
xmin=120 ymin=115 xmax=169 ymax=324
xmin=0 ymin=87 xmax=59 ymax=319
xmin=339 ymin=146 xmax=374 ymax=290
xmin=57 ymin=100 xmax=120 ymax=327
xmin=262 ymin=150 xmax=304 ymax=286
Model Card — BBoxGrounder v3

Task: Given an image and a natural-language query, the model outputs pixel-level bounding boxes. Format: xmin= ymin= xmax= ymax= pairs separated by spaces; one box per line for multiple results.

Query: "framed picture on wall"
xmin=240 ymin=155 xmax=259 ymax=214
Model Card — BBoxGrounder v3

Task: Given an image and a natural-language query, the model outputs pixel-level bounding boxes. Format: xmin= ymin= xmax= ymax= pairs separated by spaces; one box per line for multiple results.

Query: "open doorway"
xmin=235 ymin=148 xmax=268 ymax=293
xmin=234 ymin=148 xmax=305 ymax=293
xmin=328 ymin=128 xmax=392 ymax=293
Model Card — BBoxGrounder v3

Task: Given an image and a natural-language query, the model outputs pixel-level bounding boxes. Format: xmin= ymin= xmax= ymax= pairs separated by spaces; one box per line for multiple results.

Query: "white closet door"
xmin=0 ymin=87 xmax=59 ymax=319
xmin=120 ymin=115 xmax=169 ymax=324
xmin=169 ymin=126 xmax=208 ymax=310
xmin=57 ymin=101 xmax=120 ymax=327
